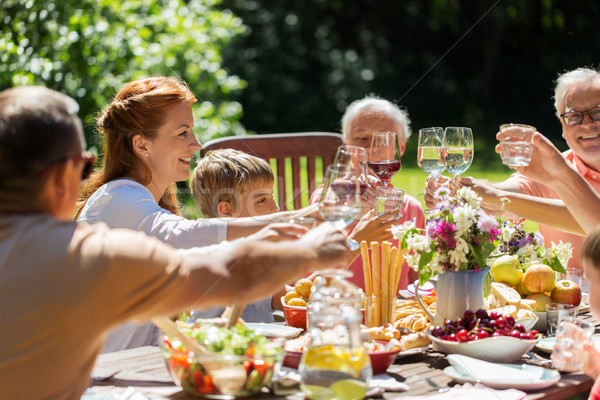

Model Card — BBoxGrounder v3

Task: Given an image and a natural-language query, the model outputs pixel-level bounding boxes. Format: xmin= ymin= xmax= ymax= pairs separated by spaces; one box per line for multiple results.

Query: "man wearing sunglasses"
xmin=0 ymin=86 xmax=351 ymax=399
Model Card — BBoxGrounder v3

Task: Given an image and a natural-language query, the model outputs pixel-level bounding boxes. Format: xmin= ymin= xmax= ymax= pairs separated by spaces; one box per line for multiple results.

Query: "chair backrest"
xmin=201 ymin=132 xmax=343 ymax=210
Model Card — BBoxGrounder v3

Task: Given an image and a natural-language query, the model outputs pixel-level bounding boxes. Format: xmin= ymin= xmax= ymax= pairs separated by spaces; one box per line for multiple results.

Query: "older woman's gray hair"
xmin=341 ymin=95 xmax=412 ymax=141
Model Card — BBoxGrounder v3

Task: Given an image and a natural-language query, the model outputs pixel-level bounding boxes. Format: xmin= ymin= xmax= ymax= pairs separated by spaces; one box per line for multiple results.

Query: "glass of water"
xmin=499 ymin=123 xmax=535 ymax=167
xmin=374 ymin=186 xmax=404 ymax=220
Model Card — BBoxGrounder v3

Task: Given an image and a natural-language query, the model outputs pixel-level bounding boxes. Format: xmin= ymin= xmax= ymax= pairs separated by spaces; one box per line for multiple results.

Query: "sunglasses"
xmin=40 ymin=151 xmax=97 ymax=181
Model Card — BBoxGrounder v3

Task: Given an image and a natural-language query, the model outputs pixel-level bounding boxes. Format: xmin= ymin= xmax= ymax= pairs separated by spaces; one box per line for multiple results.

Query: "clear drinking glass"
xmin=319 ymin=164 xmax=362 ymax=251
xmin=374 ymin=186 xmax=404 ymax=220
xmin=417 ymin=127 xmax=445 ymax=181
xmin=334 ymin=145 xmax=370 ymax=197
xmin=551 ymin=317 xmax=595 ymax=372
xmin=442 ymin=127 xmax=473 ymax=182
xmin=498 ymin=123 xmax=535 ymax=167
xmin=546 ymin=303 xmax=579 ymax=336
xmin=368 ymin=132 xmax=402 ymax=185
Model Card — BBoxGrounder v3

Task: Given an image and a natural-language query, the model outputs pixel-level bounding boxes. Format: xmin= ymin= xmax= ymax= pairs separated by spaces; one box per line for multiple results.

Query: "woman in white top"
xmin=75 ymin=77 xmax=299 ymax=352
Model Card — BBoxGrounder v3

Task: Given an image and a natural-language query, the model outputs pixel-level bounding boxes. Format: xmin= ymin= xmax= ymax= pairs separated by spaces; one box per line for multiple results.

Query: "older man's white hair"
xmin=341 ymin=95 xmax=412 ymax=140
xmin=554 ymin=67 xmax=600 ymax=116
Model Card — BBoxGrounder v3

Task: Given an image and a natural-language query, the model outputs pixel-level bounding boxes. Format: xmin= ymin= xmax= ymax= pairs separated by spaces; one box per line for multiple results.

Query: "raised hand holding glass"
xmin=442 ymin=127 xmax=473 ymax=180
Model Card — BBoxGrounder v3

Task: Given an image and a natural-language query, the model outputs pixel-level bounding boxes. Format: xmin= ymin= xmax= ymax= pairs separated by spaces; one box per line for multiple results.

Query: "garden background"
xmin=2 ymin=0 xmax=599 ymax=221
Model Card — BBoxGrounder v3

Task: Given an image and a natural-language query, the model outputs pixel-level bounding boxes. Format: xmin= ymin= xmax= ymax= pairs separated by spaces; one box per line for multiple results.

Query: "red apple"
xmin=522 ymin=263 xmax=556 ymax=294
xmin=551 ymin=279 xmax=582 ymax=306
xmin=525 ymin=293 xmax=553 ymax=312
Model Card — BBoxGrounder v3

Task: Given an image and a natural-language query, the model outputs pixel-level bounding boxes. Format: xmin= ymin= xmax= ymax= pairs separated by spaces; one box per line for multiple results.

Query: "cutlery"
xmin=151 ymin=316 xmax=208 ymax=354
xmin=227 ymin=304 xmax=245 ymax=329
xmin=425 ymin=376 xmax=451 ymax=393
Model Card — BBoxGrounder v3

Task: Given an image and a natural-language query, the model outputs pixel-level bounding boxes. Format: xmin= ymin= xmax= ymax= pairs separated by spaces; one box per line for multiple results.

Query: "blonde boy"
xmin=191 ymin=149 xmax=279 ymax=218
xmin=190 ymin=149 xmax=281 ymax=322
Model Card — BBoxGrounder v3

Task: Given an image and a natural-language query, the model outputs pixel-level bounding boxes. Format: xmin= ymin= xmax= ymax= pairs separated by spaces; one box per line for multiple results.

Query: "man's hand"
xmin=459 ymin=176 xmax=504 ymax=212
xmin=349 ymin=209 xmax=395 ymax=244
xmin=248 ymin=223 xmax=309 ymax=242
xmin=298 ymin=222 xmax=351 ymax=270
xmin=424 ymin=175 xmax=451 ymax=209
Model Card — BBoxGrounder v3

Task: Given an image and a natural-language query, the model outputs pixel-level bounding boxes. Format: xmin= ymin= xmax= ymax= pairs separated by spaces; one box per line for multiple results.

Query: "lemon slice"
xmin=330 ymin=379 xmax=369 ymax=400
xmin=301 ymin=384 xmax=335 ymax=400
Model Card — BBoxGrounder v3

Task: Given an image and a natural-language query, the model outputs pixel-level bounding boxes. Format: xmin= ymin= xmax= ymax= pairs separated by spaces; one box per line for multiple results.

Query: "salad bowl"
xmin=159 ymin=322 xmax=284 ymax=398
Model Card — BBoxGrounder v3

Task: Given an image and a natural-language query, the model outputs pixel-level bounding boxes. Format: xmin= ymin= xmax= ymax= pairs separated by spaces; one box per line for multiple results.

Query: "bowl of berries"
xmin=427 ymin=309 xmax=542 ymax=363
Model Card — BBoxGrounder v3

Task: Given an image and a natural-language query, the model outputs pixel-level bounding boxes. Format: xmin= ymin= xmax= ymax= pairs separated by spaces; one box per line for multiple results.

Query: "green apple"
xmin=522 ymin=262 xmax=556 ymax=294
xmin=491 ymin=255 xmax=523 ymax=286
xmin=526 ymin=293 xmax=553 ymax=312
xmin=515 ymin=279 xmax=531 ymax=297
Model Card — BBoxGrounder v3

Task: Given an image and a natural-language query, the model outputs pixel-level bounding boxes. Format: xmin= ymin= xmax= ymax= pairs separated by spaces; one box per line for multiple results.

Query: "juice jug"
xmin=299 ymin=269 xmax=371 ymax=400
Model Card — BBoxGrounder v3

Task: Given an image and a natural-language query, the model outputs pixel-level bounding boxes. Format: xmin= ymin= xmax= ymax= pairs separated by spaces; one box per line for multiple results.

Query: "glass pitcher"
xmin=299 ymin=269 xmax=371 ymax=400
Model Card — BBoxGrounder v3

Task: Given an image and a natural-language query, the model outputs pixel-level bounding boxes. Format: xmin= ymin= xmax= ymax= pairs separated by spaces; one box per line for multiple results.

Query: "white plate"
xmin=536 ymin=336 xmax=600 ymax=354
xmin=246 ymin=323 xmax=303 ymax=339
xmin=443 ymin=363 xmax=560 ymax=390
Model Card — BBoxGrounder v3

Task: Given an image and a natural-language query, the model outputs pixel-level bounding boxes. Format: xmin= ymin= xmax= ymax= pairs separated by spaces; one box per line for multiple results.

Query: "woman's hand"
xmin=349 ymin=209 xmax=395 ymax=245
xmin=583 ymin=342 xmax=600 ymax=380
xmin=248 ymin=223 xmax=309 ymax=242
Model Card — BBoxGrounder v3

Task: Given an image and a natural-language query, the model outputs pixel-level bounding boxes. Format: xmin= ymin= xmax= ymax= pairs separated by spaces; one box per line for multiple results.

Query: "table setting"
xmin=88 ymin=131 xmax=597 ymax=400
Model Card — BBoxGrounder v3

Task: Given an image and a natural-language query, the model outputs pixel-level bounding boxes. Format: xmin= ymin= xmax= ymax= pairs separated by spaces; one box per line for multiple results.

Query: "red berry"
xmin=521 ymin=332 xmax=534 ymax=340
xmin=514 ymin=324 xmax=525 ymax=333
xmin=477 ymin=330 xmax=490 ymax=339
xmin=463 ymin=310 xmax=474 ymax=322
xmin=496 ymin=317 xmax=507 ymax=329
xmin=506 ymin=315 xmax=515 ymax=327
xmin=509 ymin=329 xmax=522 ymax=338
xmin=468 ymin=334 xmax=477 ymax=341
xmin=447 ymin=334 xmax=457 ymax=342
xmin=456 ymin=329 xmax=469 ymax=342
xmin=489 ymin=312 xmax=500 ymax=320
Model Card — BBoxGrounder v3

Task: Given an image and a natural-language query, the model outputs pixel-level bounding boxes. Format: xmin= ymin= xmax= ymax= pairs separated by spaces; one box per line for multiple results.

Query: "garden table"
xmin=87 ymin=313 xmax=599 ymax=399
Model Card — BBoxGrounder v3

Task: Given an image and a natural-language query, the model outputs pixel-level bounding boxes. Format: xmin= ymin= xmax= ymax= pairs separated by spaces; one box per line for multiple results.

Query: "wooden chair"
xmin=200 ymin=132 xmax=343 ymax=210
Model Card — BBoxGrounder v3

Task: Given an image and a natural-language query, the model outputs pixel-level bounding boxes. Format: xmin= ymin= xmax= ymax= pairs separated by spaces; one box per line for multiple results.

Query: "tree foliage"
xmin=220 ymin=0 xmax=600 ymax=168
xmin=0 ymin=0 xmax=248 ymax=150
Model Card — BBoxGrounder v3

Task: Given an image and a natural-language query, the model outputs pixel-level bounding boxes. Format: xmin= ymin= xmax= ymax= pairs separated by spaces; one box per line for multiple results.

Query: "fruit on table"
xmin=515 ymin=279 xmax=532 ymax=297
xmin=526 ymin=293 xmax=553 ymax=312
xmin=430 ymin=309 xmax=541 ymax=342
xmin=551 ymin=279 xmax=582 ymax=306
xmin=295 ymin=278 xmax=313 ymax=298
xmin=491 ymin=255 xmax=523 ymax=286
xmin=287 ymin=298 xmax=307 ymax=307
xmin=284 ymin=291 xmax=301 ymax=303
xmin=522 ymin=263 xmax=556 ymax=294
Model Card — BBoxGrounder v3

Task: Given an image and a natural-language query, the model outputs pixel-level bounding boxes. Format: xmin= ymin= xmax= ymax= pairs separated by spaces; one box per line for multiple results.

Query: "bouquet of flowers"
xmin=391 ymin=186 xmax=502 ymax=285
xmin=495 ymin=217 xmax=571 ymax=274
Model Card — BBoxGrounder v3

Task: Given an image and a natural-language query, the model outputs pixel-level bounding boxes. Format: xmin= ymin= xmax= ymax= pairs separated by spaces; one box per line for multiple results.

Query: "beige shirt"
xmin=0 ymin=214 xmax=193 ymax=400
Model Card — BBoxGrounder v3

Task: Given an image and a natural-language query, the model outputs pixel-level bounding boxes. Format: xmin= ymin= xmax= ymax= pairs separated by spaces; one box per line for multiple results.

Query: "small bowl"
xmin=427 ymin=334 xmax=540 ymax=363
xmin=283 ymin=341 xmax=400 ymax=374
xmin=159 ymin=336 xmax=284 ymax=398
xmin=281 ymin=296 xmax=307 ymax=330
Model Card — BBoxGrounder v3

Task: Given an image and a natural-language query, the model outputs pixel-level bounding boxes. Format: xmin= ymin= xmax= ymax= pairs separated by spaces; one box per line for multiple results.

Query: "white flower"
xmin=453 ymin=205 xmax=476 ymax=235
xmin=448 ymin=237 xmax=469 ymax=266
xmin=405 ymin=252 xmax=420 ymax=271
xmin=390 ymin=219 xmax=417 ymax=240
xmin=406 ymin=233 xmax=430 ymax=253
xmin=456 ymin=187 xmax=482 ymax=208
xmin=429 ymin=255 xmax=445 ymax=274
xmin=517 ymin=244 xmax=536 ymax=259
xmin=551 ymin=241 xmax=573 ymax=267
xmin=502 ymin=226 xmax=514 ymax=243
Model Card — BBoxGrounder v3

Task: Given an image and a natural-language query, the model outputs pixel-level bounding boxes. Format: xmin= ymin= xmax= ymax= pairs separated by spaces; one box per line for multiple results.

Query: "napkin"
xmin=400 ymin=382 xmax=526 ymax=400
xmin=447 ymin=354 xmax=541 ymax=384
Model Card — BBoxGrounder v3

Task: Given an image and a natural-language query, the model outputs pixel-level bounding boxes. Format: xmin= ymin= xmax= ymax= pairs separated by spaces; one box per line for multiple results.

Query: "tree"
xmin=0 ymin=0 xmax=248 ymax=151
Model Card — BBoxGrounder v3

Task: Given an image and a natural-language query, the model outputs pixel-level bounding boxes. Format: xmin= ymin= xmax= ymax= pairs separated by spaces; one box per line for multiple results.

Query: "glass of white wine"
xmin=417 ymin=127 xmax=445 ymax=181
xmin=442 ymin=127 xmax=473 ymax=185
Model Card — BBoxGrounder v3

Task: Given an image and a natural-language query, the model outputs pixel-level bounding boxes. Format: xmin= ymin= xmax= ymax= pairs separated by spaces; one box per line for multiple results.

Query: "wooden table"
xmin=88 ymin=343 xmax=594 ymax=400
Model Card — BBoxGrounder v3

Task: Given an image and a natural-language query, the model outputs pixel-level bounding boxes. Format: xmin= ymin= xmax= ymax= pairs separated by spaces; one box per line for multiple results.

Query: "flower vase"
xmin=416 ymin=267 xmax=489 ymax=328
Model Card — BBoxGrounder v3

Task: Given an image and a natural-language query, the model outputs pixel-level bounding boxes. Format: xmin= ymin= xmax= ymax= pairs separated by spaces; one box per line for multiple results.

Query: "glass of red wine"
xmin=368 ymin=132 xmax=402 ymax=186
xmin=318 ymin=164 xmax=362 ymax=250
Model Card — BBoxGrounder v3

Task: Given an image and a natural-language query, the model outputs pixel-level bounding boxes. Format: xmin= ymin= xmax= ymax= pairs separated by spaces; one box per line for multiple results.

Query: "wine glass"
xmin=368 ymin=132 xmax=402 ymax=186
xmin=417 ymin=127 xmax=445 ymax=181
xmin=442 ymin=127 xmax=473 ymax=184
xmin=334 ymin=145 xmax=369 ymax=197
xmin=319 ymin=164 xmax=362 ymax=250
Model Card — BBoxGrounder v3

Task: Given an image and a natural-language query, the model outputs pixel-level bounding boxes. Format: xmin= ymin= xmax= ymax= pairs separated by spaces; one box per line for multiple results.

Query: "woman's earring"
xmin=145 ymin=153 xmax=149 ymax=157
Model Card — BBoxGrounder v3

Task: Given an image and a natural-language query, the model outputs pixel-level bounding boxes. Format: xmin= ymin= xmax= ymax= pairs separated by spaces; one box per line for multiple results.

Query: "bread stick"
xmin=381 ymin=241 xmax=391 ymax=325
xmin=370 ymin=241 xmax=381 ymax=327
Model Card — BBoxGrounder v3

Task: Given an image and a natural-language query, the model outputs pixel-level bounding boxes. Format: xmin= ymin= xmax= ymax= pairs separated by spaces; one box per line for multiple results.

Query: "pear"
xmin=491 ymin=255 xmax=523 ymax=286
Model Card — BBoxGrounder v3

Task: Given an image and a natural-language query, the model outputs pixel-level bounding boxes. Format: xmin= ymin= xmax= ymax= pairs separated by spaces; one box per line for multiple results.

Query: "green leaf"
xmin=483 ymin=271 xmax=492 ymax=297
xmin=544 ymin=257 xmax=567 ymax=275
